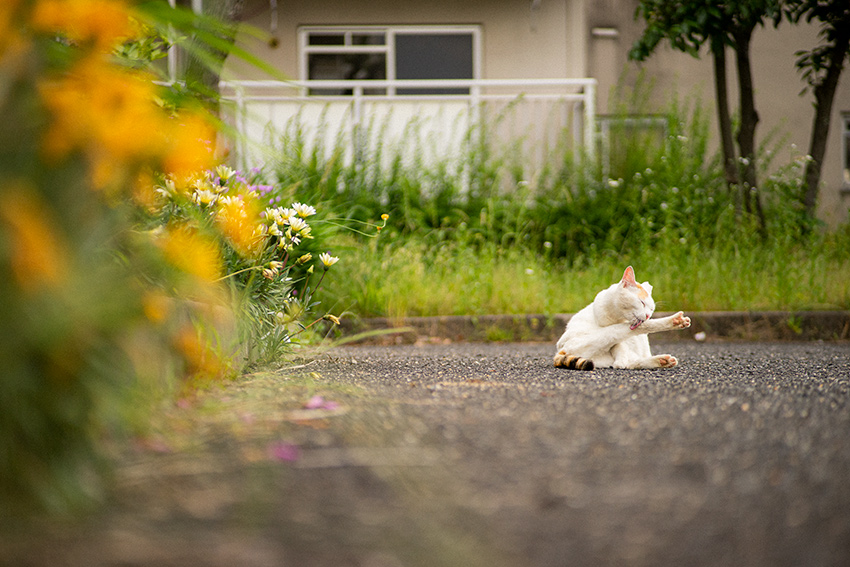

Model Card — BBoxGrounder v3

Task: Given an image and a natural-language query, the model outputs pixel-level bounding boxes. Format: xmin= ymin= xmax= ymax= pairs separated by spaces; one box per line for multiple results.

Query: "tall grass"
xmin=320 ymin=236 xmax=850 ymax=318
xmin=263 ymin=85 xmax=850 ymax=318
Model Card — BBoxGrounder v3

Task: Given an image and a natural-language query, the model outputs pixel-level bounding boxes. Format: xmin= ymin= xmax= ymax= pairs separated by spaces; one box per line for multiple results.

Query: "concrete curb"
xmin=338 ymin=311 xmax=850 ymax=344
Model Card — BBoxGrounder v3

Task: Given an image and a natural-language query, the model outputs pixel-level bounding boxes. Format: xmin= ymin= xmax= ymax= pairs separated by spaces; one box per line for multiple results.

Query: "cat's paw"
xmin=670 ymin=311 xmax=691 ymax=329
xmin=657 ymin=354 xmax=678 ymax=368
xmin=553 ymin=350 xmax=567 ymax=367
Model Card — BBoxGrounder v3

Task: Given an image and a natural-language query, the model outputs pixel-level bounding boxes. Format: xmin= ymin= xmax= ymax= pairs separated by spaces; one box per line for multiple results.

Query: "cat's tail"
xmin=553 ymin=350 xmax=594 ymax=370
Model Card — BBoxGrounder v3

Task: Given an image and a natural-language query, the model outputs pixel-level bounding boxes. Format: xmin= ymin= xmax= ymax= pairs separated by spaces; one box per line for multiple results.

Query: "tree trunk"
xmin=733 ymin=26 xmax=767 ymax=238
xmin=711 ymin=38 xmax=742 ymax=217
xmin=802 ymin=25 xmax=850 ymax=218
xmin=182 ymin=0 xmax=245 ymax=111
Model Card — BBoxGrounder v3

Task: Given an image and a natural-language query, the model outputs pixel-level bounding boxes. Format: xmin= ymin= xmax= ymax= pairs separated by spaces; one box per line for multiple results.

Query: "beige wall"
xmin=224 ymin=0 xmax=850 ymax=225
xmin=224 ymin=0 xmax=585 ymax=81
xmin=588 ymin=0 xmax=850 ymax=226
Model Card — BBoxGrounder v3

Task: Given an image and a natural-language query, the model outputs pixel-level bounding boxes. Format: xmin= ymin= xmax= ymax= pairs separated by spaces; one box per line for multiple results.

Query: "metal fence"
xmin=219 ymin=78 xmax=597 ymax=171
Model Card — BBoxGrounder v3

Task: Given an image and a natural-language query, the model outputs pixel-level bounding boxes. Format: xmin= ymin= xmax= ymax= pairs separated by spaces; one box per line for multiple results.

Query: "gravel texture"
xmin=3 ymin=340 xmax=849 ymax=567
xmin=303 ymin=341 xmax=850 ymax=567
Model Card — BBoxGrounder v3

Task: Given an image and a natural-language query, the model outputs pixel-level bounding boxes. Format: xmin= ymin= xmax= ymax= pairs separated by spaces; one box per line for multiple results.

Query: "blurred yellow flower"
xmin=216 ymin=195 xmax=263 ymax=257
xmin=31 ymin=0 xmax=137 ymax=52
xmin=0 ymin=185 xmax=69 ymax=292
xmin=174 ymin=324 xmax=226 ymax=380
xmin=0 ymin=0 xmax=26 ymax=60
xmin=159 ymin=225 xmax=222 ymax=283
xmin=162 ymin=114 xmax=217 ymax=178
xmin=38 ymin=54 xmax=217 ymax=196
xmin=132 ymin=170 xmax=159 ymax=211
xmin=142 ymin=290 xmax=171 ymax=324
xmin=39 ymin=56 xmax=166 ymax=175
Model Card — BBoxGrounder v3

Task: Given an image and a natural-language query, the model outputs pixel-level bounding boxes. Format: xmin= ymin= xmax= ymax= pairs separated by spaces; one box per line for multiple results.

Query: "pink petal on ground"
xmin=268 ymin=442 xmax=300 ymax=462
xmin=304 ymin=395 xmax=325 ymax=409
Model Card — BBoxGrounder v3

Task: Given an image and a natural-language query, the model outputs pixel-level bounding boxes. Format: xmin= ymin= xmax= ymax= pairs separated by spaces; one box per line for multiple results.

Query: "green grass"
xmin=320 ymin=236 xmax=850 ymax=318
xmin=265 ymin=80 xmax=850 ymax=320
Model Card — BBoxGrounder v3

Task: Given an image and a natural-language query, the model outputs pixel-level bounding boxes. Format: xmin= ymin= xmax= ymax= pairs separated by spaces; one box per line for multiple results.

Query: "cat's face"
xmin=616 ymin=266 xmax=655 ymax=330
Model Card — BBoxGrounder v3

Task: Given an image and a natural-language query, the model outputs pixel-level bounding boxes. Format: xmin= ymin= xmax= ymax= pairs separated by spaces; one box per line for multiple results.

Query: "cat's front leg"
xmin=640 ymin=311 xmax=691 ymax=334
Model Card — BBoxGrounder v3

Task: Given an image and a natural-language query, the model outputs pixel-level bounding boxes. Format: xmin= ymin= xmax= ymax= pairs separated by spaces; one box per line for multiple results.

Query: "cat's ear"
xmin=642 ymin=282 xmax=653 ymax=295
xmin=621 ymin=266 xmax=637 ymax=288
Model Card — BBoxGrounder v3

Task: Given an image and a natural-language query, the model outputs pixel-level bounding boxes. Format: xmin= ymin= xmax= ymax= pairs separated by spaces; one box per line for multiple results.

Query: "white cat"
xmin=554 ymin=266 xmax=691 ymax=370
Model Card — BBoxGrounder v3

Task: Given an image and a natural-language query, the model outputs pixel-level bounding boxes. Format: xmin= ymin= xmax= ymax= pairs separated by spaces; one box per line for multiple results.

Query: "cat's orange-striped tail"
xmin=553 ymin=350 xmax=594 ymax=370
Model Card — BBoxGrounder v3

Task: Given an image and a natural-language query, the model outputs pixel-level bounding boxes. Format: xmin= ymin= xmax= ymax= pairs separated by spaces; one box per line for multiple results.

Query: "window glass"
xmin=301 ymin=27 xmax=478 ymax=96
xmin=395 ymin=33 xmax=473 ymax=95
xmin=352 ymin=33 xmax=385 ymax=45
xmin=307 ymin=53 xmax=387 ymax=95
xmin=308 ymin=33 xmax=345 ymax=46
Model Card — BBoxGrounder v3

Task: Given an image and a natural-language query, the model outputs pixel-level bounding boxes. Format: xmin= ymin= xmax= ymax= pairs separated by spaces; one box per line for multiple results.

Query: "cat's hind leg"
xmin=616 ymin=354 xmax=678 ymax=369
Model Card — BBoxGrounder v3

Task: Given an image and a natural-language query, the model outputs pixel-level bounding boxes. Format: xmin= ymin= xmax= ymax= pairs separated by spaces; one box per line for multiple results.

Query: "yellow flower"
xmin=159 ymin=225 xmax=222 ymax=283
xmin=381 ymin=213 xmax=389 ymax=220
xmin=323 ymin=314 xmax=341 ymax=325
xmin=31 ymin=0 xmax=137 ymax=52
xmin=0 ymin=0 xmax=26 ymax=60
xmin=0 ymin=184 xmax=69 ymax=292
xmin=132 ymin=170 xmax=159 ymax=211
xmin=161 ymin=113 xmax=217 ymax=178
xmin=39 ymin=57 xmax=169 ymax=181
xmin=142 ymin=290 xmax=171 ymax=324
xmin=215 ymin=195 xmax=263 ymax=257
xmin=296 ymin=253 xmax=312 ymax=265
xmin=174 ymin=324 xmax=226 ymax=380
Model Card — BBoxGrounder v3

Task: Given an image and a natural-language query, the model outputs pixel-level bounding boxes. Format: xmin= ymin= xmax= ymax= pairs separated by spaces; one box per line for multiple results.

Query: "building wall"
xmin=224 ymin=0 xmax=850 ymax=226
xmin=588 ymin=0 xmax=850 ymax=226
xmin=224 ymin=0 xmax=584 ymax=81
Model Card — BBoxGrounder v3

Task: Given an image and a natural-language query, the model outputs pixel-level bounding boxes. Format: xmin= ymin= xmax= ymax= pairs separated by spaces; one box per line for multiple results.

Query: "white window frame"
xmin=298 ymin=25 xmax=482 ymax=96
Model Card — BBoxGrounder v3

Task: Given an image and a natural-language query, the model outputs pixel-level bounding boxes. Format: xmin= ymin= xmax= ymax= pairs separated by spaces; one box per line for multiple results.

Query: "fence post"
xmin=584 ymin=80 xmax=596 ymax=163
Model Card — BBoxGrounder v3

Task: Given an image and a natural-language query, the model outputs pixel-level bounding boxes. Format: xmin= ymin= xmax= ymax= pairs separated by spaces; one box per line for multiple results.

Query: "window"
xmin=299 ymin=26 xmax=480 ymax=96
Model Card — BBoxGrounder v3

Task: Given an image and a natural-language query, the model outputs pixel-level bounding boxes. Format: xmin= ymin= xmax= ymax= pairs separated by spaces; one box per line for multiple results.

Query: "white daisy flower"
xmin=319 ymin=252 xmax=339 ymax=269
xmin=292 ymin=202 xmax=317 ymax=218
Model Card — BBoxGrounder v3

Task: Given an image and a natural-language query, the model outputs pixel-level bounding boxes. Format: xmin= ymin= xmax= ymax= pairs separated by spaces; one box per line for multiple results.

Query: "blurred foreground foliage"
xmin=0 ymin=0 xmax=345 ymax=516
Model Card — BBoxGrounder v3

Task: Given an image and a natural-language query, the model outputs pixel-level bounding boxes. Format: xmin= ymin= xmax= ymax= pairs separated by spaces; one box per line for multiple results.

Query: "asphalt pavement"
xmin=299 ymin=340 xmax=850 ymax=567
xmin=3 ymin=340 xmax=849 ymax=567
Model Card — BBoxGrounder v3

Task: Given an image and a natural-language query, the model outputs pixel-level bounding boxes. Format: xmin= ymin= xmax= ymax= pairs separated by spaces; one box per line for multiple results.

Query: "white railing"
xmin=219 ymin=78 xmax=596 ymax=170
